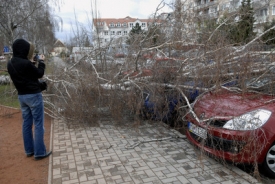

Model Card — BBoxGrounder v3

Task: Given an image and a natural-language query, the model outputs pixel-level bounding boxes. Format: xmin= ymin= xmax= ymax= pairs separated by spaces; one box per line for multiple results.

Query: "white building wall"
xmin=92 ymin=17 xmax=151 ymax=52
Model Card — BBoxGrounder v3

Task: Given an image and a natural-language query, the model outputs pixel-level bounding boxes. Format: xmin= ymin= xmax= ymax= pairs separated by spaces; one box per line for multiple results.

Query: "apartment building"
xmin=92 ymin=16 xmax=154 ymax=52
xmin=193 ymin=0 xmax=275 ymax=30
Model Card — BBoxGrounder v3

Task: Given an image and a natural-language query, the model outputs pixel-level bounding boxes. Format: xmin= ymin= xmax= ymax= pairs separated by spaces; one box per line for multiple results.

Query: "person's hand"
xmin=39 ymin=54 xmax=45 ymax=60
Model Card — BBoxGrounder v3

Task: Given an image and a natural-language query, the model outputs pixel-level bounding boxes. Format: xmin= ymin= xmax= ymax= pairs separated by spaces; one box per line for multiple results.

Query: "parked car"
xmin=185 ymin=88 xmax=275 ymax=178
xmin=0 ymin=55 xmax=5 ymax=62
xmin=245 ymin=75 xmax=275 ymax=93
xmin=121 ymin=68 xmax=153 ymax=79
xmin=0 ymin=75 xmax=10 ymax=84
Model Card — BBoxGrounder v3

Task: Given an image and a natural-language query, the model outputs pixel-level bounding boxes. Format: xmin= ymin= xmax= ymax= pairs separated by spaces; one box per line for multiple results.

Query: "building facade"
xmin=193 ymin=0 xmax=275 ymax=27
xmin=92 ymin=16 xmax=159 ymax=53
xmin=52 ymin=39 xmax=69 ymax=57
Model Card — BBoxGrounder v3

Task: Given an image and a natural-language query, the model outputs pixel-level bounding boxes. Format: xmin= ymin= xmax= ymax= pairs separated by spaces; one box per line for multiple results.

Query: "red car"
xmin=122 ymin=69 xmax=153 ymax=78
xmin=185 ymin=88 xmax=275 ymax=178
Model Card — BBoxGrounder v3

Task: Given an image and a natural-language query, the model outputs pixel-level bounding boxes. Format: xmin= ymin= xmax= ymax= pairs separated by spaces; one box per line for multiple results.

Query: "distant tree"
xmin=197 ymin=19 xmax=219 ymax=44
xmin=84 ymin=36 xmax=91 ymax=47
xmin=126 ymin=23 xmax=144 ymax=45
xmin=143 ymin=24 xmax=166 ymax=48
xmin=172 ymin=0 xmax=183 ymax=43
xmin=127 ymin=22 xmax=165 ymax=49
xmin=229 ymin=0 xmax=255 ymax=45
xmin=0 ymin=0 xmax=59 ymax=52
xmin=261 ymin=19 xmax=275 ymax=45
xmin=130 ymin=23 xmax=143 ymax=35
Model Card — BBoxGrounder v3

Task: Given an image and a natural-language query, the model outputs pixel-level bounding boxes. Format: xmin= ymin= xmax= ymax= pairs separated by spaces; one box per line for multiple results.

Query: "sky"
xmin=52 ymin=0 xmax=173 ymax=42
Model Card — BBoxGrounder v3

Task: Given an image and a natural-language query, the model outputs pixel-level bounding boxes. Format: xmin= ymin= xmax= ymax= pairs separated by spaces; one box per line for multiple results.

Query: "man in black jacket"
xmin=7 ymin=38 xmax=52 ymax=160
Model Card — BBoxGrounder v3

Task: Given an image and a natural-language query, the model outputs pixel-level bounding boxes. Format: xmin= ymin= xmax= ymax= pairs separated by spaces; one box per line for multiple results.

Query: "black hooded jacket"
xmin=7 ymin=39 xmax=45 ymax=95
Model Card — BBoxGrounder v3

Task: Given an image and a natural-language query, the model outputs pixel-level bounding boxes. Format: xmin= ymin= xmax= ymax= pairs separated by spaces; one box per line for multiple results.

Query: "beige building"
xmin=51 ymin=39 xmax=69 ymax=57
xmin=193 ymin=0 xmax=275 ymax=31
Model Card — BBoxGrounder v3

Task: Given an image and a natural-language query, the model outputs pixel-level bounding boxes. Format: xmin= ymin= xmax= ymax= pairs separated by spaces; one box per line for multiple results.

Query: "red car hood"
xmin=122 ymin=69 xmax=153 ymax=78
xmin=194 ymin=89 xmax=275 ymax=119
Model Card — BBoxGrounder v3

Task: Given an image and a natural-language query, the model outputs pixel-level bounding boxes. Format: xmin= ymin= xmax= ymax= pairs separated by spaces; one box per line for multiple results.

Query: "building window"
xmin=142 ymin=23 xmax=146 ymax=27
xmin=104 ymin=31 xmax=108 ymax=35
xmin=123 ymin=23 xmax=127 ymax=27
xmin=260 ymin=8 xmax=268 ymax=16
xmin=123 ymin=31 xmax=128 ymax=35
xmin=97 ymin=22 xmax=104 ymax=26
xmin=111 ymin=31 xmax=115 ymax=35
xmin=117 ymin=22 xmax=121 ymax=27
xmin=209 ymin=6 xmax=217 ymax=13
xmin=220 ymin=3 xmax=229 ymax=11
xmin=117 ymin=31 xmax=121 ymax=35
xmin=272 ymin=6 xmax=275 ymax=15
xmin=130 ymin=23 xmax=133 ymax=27
xmin=110 ymin=22 xmax=114 ymax=27
xmin=232 ymin=0 xmax=240 ymax=8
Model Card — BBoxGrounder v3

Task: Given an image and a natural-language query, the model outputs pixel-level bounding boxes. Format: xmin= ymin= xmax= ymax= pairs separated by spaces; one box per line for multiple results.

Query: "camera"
xmin=33 ymin=53 xmax=39 ymax=61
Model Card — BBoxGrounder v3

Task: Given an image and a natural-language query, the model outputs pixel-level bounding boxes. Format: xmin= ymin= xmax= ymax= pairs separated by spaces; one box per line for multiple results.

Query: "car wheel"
xmin=260 ymin=144 xmax=275 ymax=178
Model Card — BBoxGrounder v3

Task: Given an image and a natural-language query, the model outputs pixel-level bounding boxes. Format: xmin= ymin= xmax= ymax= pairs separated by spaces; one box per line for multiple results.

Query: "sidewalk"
xmin=48 ymin=117 xmax=262 ymax=184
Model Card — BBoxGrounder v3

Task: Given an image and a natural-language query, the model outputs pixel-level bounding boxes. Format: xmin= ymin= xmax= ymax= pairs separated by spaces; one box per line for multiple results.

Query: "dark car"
xmin=140 ymin=87 xmax=183 ymax=126
xmin=140 ymin=76 xmax=237 ymax=126
xmin=245 ymin=75 xmax=275 ymax=93
xmin=185 ymin=88 xmax=275 ymax=178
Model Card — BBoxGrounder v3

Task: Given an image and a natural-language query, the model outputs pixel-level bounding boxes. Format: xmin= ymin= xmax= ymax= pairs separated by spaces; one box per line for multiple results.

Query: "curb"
xmin=48 ymin=117 xmax=54 ymax=184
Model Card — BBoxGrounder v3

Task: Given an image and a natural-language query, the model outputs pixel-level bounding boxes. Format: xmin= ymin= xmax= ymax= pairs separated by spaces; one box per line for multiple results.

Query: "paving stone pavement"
xmin=48 ymin=117 xmax=263 ymax=184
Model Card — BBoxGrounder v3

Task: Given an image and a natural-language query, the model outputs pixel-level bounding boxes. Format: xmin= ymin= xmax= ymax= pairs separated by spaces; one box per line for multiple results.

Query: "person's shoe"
xmin=34 ymin=151 xmax=52 ymax=161
xmin=26 ymin=153 xmax=34 ymax=157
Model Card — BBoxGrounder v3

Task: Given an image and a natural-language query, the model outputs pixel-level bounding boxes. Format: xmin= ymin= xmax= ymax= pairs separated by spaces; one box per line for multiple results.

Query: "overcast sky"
xmin=53 ymin=0 xmax=173 ymax=42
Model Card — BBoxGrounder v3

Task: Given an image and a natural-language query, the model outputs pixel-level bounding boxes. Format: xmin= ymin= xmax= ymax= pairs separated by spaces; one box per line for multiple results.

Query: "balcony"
xmin=252 ymin=0 xmax=268 ymax=9
xmin=255 ymin=16 xmax=268 ymax=24
xmin=194 ymin=0 xmax=218 ymax=11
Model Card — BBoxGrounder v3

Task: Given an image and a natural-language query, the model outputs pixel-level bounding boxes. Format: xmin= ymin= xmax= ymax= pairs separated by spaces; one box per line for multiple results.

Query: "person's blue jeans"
xmin=18 ymin=93 xmax=46 ymax=157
